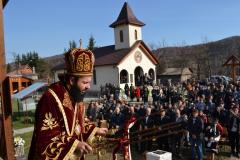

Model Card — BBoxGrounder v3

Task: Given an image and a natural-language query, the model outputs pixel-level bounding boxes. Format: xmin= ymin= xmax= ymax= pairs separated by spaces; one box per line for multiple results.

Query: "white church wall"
xmin=114 ymin=24 xmax=142 ymax=50
xmin=118 ymin=47 xmax=156 ymax=89
xmin=114 ymin=25 xmax=130 ymax=50
xmin=90 ymin=65 xmax=119 ymax=91
xmin=128 ymin=25 xmax=142 ymax=47
xmin=52 ymin=66 xmax=119 ymax=92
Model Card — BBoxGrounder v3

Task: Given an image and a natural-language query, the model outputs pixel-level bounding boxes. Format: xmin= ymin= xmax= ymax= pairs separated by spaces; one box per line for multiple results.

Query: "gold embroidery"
xmin=48 ymin=89 xmax=78 ymax=136
xmin=42 ymin=133 xmax=81 ymax=160
xmin=65 ymin=48 xmax=95 ymax=76
xmin=86 ymin=127 xmax=99 ymax=145
xmin=42 ymin=135 xmax=65 ymax=159
xmin=75 ymin=120 xmax=81 ymax=136
xmin=63 ymin=92 xmax=73 ymax=110
xmin=84 ymin=123 xmax=92 ymax=133
xmin=71 ymin=104 xmax=78 ymax=136
xmin=49 ymin=89 xmax=71 ymax=136
xmin=42 ymin=133 xmax=73 ymax=160
xmin=64 ymin=139 xmax=80 ymax=160
xmin=76 ymin=52 xmax=91 ymax=72
xmin=41 ymin=112 xmax=59 ymax=131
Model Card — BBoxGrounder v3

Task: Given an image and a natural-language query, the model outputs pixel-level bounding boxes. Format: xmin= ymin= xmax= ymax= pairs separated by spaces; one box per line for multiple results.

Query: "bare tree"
xmin=202 ymin=37 xmax=212 ymax=77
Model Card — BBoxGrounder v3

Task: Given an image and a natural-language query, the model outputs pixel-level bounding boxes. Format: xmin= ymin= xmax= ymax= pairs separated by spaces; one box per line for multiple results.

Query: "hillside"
xmin=153 ymin=36 xmax=240 ymax=78
xmin=44 ymin=53 xmax=65 ymax=68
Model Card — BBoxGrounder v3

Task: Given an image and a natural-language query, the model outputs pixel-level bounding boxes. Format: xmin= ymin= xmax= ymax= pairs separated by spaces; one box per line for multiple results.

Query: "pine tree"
xmin=14 ymin=54 xmax=21 ymax=67
xmin=87 ymin=35 xmax=96 ymax=51
xmin=7 ymin=63 xmax=11 ymax=73
xmin=68 ymin=40 xmax=77 ymax=50
xmin=21 ymin=54 xmax=27 ymax=64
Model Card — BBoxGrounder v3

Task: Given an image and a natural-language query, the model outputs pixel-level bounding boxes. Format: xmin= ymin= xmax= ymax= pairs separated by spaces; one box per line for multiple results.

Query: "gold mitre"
xmin=64 ymin=40 xmax=95 ymax=77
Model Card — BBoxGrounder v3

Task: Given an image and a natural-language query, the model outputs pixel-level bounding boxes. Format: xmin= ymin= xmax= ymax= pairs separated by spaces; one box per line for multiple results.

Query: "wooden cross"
xmin=223 ymin=55 xmax=240 ymax=83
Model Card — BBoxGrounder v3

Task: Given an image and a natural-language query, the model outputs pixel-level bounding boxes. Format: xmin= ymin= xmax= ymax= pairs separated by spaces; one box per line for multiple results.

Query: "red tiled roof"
xmin=94 ymin=45 xmax=131 ymax=66
xmin=52 ymin=40 xmax=158 ymax=71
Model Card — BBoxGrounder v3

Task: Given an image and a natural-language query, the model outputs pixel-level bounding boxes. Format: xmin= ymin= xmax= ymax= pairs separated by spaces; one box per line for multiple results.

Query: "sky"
xmin=3 ymin=0 xmax=240 ymax=62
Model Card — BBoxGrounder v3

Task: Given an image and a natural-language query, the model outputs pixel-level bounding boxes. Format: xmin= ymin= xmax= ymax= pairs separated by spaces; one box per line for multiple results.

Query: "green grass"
xmin=13 ymin=120 xmax=33 ymax=129
xmin=12 ymin=111 xmax=35 ymax=129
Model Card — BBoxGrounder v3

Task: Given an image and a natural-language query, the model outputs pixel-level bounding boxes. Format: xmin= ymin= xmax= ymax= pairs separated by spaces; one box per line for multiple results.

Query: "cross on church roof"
xmin=109 ymin=2 xmax=145 ymax=28
xmin=79 ymin=39 xmax=82 ymax=49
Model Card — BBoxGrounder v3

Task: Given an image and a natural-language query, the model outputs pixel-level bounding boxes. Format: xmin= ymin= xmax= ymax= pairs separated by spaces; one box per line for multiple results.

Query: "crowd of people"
xmin=87 ymin=80 xmax=240 ymax=160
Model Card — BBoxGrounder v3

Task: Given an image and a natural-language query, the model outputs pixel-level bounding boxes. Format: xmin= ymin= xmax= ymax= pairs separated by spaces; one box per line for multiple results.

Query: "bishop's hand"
xmin=76 ymin=141 xmax=93 ymax=154
xmin=96 ymin=128 xmax=108 ymax=136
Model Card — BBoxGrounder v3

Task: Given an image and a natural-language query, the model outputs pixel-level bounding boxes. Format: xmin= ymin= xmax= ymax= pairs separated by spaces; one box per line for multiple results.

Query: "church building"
xmin=52 ymin=2 xmax=159 ymax=91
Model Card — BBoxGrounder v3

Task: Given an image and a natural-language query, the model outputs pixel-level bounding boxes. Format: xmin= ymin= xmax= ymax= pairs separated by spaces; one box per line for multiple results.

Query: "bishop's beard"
xmin=69 ymin=84 xmax=86 ymax=103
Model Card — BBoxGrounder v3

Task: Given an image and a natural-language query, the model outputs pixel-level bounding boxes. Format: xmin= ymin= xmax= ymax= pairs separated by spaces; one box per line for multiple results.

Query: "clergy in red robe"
xmin=28 ymin=46 xmax=108 ymax=160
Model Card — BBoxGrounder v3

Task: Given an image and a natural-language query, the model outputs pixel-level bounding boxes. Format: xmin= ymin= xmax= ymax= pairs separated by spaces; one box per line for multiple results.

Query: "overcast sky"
xmin=3 ymin=0 xmax=240 ymax=62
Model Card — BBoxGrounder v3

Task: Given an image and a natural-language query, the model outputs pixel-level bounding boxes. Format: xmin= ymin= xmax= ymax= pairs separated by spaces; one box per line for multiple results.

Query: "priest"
xmin=28 ymin=45 xmax=108 ymax=159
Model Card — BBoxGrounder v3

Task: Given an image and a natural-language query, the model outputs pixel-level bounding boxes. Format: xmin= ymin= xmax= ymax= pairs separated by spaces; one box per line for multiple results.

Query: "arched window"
xmin=134 ymin=66 xmax=144 ymax=86
xmin=120 ymin=70 xmax=128 ymax=84
xmin=120 ymin=30 xmax=123 ymax=42
xmin=148 ymin=68 xmax=155 ymax=80
xmin=134 ymin=30 xmax=138 ymax=40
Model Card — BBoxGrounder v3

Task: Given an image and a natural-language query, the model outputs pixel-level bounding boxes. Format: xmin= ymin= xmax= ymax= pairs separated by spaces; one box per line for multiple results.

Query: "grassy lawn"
xmin=12 ymin=110 xmax=35 ymax=130
xmin=13 ymin=120 xmax=33 ymax=130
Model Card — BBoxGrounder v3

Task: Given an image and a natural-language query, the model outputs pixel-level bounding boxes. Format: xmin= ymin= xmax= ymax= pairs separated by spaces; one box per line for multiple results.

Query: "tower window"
xmin=120 ymin=30 xmax=123 ymax=42
xmin=135 ymin=30 xmax=138 ymax=40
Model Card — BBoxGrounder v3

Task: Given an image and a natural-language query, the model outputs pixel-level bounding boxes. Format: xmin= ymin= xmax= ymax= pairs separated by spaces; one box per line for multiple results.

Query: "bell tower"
xmin=110 ymin=2 xmax=145 ymax=50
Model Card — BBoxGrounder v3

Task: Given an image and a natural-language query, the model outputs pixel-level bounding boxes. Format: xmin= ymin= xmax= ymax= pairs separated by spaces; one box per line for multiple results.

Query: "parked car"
xmin=209 ymin=75 xmax=232 ymax=85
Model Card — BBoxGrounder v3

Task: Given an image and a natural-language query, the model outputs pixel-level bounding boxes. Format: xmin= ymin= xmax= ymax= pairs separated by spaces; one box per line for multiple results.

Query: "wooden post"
xmin=0 ymin=0 xmax=15 ymax=159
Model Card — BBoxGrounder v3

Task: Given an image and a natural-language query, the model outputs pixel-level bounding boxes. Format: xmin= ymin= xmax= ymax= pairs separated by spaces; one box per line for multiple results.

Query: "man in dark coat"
xmin=130 ymin=84 xmax=135 ymax=101
xmin=110 ymin=107 xmax=125 ymax=129
xmin=228 ymin=106 xmax=240 ymax=158
xmin=188 ymin=109 xmax=204 ymax=160
xmin=139 ymin=107 xmax=155 ymax=152
xmin=124 ymin=84 xmax=130 ymax=98
xmin=156 ymin=109 xmax=171 ymax=151
xmin=143 ymin=85 xmax=149 ymax=104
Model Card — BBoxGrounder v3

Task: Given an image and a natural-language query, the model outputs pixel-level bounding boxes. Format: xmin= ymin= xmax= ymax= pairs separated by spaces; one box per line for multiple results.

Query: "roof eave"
xmin=109 ymin=21 xmax=145 ymax=28
xmin=2 ymin=0 xmax=9 ymax=8
xmin=138 ymin=41 xmax=159 ymax=65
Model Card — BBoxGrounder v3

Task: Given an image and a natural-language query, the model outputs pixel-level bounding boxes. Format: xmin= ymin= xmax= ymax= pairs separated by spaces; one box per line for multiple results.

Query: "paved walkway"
xmin=14 ymin=126 xmax=34 ymax=135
